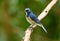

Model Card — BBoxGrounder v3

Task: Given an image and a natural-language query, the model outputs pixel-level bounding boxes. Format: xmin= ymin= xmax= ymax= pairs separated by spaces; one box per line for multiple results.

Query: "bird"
xmin=24 ymin=8 xmax=47 ymax=33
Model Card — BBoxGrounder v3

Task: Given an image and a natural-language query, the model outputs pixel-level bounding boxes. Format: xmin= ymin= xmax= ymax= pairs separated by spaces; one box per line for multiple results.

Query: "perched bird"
xmin=25 ymin=8 xmax=47 ymax=33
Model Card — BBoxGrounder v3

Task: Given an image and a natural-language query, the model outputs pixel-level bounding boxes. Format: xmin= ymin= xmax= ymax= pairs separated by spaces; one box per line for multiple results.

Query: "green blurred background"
xmin=0 ymin=0 xmax=60 ymax=41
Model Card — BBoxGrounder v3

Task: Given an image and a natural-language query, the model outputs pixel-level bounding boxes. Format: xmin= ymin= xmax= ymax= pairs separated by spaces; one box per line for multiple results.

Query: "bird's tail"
xmin=38 ymin=24 xmax=47 ymax=33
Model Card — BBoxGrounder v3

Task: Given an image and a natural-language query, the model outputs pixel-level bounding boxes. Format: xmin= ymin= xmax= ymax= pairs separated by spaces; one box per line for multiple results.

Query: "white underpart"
xmin=26 ymin=16 xmax=36 ymax=25
xmin=26 ymin=12 xmax=27 ymax=15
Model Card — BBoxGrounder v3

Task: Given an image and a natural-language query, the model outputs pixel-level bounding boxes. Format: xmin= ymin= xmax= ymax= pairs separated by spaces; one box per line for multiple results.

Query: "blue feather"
xmin=29 ymin=12 xmax=40 ymax=24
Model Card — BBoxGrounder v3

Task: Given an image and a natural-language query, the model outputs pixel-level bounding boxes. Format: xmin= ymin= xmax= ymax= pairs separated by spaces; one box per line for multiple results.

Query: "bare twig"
xmin=22 ymin=0 xmax=57 ymax=41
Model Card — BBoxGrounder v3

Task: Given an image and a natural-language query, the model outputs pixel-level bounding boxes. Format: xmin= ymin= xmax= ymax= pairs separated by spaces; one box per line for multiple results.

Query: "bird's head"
xmin=25 ymin=8 xmax=31 ymax=13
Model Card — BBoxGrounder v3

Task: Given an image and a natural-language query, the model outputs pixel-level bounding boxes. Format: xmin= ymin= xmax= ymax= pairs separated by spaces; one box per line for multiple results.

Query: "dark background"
xmin=0 ymin=0 xmax=60 ymax=41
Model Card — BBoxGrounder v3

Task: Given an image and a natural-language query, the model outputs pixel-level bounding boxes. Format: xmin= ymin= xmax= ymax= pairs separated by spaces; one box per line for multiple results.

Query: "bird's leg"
xmin=27 ymin=24 xmax=34 ymax=31
xmin=30 ymin=24 xmax=34 ymax=28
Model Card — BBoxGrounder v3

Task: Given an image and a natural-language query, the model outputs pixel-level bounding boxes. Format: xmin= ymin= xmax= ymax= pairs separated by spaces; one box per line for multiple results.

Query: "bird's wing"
xmin=30 ymin=13 xmax=40 ymax=24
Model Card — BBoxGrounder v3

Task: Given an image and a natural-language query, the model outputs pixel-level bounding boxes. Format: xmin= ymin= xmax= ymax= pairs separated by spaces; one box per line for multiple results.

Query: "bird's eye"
xmin=26 ymin=10 xmax=29 ymax=12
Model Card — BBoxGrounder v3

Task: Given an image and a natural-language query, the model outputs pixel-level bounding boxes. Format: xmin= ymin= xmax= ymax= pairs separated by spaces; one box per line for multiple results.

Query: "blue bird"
xmin=25 ymin=8 xmax=47 ymax=33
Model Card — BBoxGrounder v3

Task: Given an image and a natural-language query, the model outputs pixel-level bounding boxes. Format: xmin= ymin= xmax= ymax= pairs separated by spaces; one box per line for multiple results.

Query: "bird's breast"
xmin=26 ymin=17 xmax=35 ymax=25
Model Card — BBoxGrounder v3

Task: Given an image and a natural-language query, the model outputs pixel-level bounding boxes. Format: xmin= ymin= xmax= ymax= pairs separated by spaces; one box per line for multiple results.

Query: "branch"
xmin=22 ymin=0 xmax=57 ymax=41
